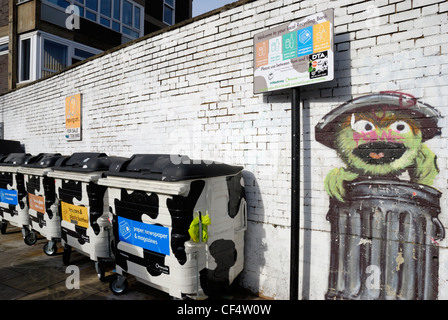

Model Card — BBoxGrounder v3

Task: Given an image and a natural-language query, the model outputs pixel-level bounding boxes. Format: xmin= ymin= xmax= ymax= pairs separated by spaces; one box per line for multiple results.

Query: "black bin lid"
xmin=0 ymin=153 xmax=32 ymax=166
xmin=104 ymin=154 xmax=243 ymax=181
xmin=22 ymin=153 xmax=63 ymax=168
xmin=53 ymin=152 xmax=127 ymax=173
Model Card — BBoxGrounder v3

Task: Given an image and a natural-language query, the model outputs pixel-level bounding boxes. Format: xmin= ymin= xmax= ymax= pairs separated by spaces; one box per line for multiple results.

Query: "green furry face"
xmin=335 ymin=111 xmax=423 ymax=176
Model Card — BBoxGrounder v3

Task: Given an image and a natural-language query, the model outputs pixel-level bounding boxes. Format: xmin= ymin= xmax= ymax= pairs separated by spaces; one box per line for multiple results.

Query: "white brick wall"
xmin=1 ymin=0 xmax=448 ymax=300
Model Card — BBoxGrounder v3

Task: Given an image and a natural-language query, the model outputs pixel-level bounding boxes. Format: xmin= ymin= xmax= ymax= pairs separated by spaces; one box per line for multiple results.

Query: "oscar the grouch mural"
xmin=315 ymin=91 xmax=445 ymax=300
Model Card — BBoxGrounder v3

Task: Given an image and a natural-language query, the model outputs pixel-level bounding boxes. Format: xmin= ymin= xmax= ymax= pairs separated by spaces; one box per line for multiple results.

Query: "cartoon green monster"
xmin=315 ymin=92 xmax=441 ymax=202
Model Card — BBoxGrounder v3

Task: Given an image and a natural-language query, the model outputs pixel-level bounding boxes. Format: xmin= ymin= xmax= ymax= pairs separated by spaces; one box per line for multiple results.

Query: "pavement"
xmin=0 ymin=225 xmax=262 ymax=301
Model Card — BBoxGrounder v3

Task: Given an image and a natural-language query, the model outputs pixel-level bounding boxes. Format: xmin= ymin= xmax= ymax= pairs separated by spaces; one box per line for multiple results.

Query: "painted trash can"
xmin=0 ymin=153 xmax=33 ymax=241
xmin=18 ymin=153 xmax=64 ymax=255
xmin=325 ymin=179 xmax=445 ymax=300
xmin=98 ymin=154 xmax=247 ymax=299
xmin=47 ymin=152 xmax=126 ymax=280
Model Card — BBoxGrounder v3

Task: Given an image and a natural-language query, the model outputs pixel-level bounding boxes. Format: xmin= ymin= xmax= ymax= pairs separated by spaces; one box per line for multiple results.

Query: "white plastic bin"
xmin=0 ymin=153 xmax=33 ymax=242
xmin=47 ymin=152 xmax=126 ymax=280
xmin=18 ymin=153 xmax=64 ymax=255
xmin=98 ymin=154 xmax=247 ymax=299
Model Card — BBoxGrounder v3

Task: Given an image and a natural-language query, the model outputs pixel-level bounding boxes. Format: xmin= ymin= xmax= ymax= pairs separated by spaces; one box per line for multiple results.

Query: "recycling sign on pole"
xmin=253 ymin=9 xmax=334 ymax=94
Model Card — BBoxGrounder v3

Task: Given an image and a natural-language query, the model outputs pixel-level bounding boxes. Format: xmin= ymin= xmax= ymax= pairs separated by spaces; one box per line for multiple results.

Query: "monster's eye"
xmin=351 ymin=119 xmax=375 ymax=133
xmin=389 ymin=121 xmax=411 ymax=134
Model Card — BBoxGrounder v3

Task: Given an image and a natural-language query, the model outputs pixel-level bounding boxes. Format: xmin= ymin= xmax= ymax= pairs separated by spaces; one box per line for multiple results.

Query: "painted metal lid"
xmin=315 ymin=92 xmax=442 ymax=149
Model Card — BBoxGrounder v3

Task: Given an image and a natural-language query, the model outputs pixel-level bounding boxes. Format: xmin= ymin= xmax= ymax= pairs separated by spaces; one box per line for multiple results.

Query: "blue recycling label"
xmin=297 ymin=26 xmax=313 ymax=57
xmin=0 ymin=188 xmax=18 ymax=205
xmin=118 ymin=216 xmax=170 ymax=256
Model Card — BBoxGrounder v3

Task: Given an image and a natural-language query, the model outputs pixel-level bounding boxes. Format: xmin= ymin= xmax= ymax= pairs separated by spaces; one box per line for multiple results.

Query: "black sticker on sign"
xmin=309 ymin=51 xmax=329 ymax=79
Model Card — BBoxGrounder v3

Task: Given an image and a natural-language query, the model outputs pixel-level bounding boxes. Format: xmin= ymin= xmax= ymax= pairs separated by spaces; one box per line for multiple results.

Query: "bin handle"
xmin=432 ymin=217 xmax=445 ymax=241
xmin=235 ymin=200 xmax=247 ymax=233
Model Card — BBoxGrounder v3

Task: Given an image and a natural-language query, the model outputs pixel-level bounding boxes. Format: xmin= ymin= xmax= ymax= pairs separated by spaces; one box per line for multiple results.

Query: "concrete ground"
xmin=0 ymin=225 xmax=261 ymax=300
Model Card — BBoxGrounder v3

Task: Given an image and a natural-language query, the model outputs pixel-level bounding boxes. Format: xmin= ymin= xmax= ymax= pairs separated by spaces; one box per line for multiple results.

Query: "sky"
xmin=192 ymin=0 xmax=239 ymax=17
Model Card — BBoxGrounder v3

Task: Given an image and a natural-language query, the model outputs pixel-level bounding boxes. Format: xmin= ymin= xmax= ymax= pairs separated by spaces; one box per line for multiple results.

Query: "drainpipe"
xmin=8 ymin=0 xmax=18 ymax=91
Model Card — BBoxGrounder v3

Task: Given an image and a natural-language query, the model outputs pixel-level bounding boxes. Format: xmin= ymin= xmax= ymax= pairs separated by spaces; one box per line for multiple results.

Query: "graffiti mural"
xmin=315 ymin=91 xmax=445 ymax=300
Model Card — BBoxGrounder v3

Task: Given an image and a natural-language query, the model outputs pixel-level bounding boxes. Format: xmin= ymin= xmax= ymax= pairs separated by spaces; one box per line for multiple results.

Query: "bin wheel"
xmin=109 ymin=276 xmax=129 ymax=295
xmin=24 ymin=231 xmax=37 ymax=246
xmin=95 ymin=260 xmax=106 ymax=282
xmin=62 ymin=246 xmax=71 ymax=266
xmin=43 ymin=241 xmax=58 ymax=256
xmin=0 ymin=222 xmax=7 ymax=234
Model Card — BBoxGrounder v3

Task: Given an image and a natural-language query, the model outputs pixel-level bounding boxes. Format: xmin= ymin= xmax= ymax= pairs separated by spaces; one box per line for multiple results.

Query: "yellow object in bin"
xmin=188 ymin=212 xmax=211 ymax=243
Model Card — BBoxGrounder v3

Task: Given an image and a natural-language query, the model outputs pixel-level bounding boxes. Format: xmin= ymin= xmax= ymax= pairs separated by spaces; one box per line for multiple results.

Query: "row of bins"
xmin=0 ymin=152 xmax=247 ymax=299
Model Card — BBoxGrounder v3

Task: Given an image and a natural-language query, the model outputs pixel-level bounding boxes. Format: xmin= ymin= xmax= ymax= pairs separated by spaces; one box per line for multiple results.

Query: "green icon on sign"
xmin=282 ymin=31 xmax=297 ymax=60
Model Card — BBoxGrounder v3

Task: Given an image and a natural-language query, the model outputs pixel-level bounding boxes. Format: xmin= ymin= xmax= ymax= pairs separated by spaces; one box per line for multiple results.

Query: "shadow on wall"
xmin=240 ymin=170 xmax=266 ymax=296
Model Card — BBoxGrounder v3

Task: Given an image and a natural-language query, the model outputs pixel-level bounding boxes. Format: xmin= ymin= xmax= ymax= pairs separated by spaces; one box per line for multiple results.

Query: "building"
xmin=0 ymin=0 xmax=192 ymax=94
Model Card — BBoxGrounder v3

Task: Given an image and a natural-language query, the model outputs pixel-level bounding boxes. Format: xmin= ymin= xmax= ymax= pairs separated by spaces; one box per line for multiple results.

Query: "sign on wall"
xmin=253 ymin=9 xmax=334 ymax=94
xmin=65 ymin=93 xmax=82 ymax=141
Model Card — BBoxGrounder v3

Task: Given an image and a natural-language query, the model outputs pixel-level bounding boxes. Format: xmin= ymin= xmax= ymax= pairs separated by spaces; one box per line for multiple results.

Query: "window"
xmin=85 ymin=0 xmax=97 ymax=11
xmin=74 ymin=48 xmax=96 ymax=59
xmin=113 ymin=0 xmax=120 ymax=19
xmin=42 ymin=0 xmax=143 ymax=40
xmin=86 ymin=11 xmax=97 ymax=21
xmin=0 ymin=43 xmax=8 ymax=54
xmin=42 ymin=40 xmax=68 ymax=77
xmin=100 ymin=16 xmax=110 ymax=27
xmin=0 ymin=37 xmax=8 ymax=56
xmin=122 ymin=27 xmax=139 ymax=39
xmin=122 ymin=0 xmax=133 ymax=26
xmin=163 ymin=0 xmax=175 ymax=25
xmin=20 ymin=39 xmax=31 ymax=82
xmin=47 ymin=0 xmax=70 ymax=8
xmin=100 ymin=0 xmax=111 ymax=16
xmin=18 ymin=31 xmax=102 ymax=83
xmin=133 ymin=6 xmax=140 ymax=29
xmin=112 ymin=21 xmax=120 ymax=32
xmin=99 ymin=0 xmax=111 ymax=26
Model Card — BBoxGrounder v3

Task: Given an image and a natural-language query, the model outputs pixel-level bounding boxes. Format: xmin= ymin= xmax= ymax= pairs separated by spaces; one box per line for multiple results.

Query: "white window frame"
xmin=163 ymin=0 xmax=175 ymax=26
xmin=42 ymin=0 xmax=144 ymax=39
xmin=17 ymin=30 xmax=102 ymax=84
xmin=0 ymin=36 xmax=8 ymax=56
xmin=18 ymin=32 xmax=39 ymax=84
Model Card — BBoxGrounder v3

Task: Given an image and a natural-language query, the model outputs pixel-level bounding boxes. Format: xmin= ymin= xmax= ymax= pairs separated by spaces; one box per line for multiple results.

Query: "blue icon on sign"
xmin=297 ymin=26 xmax=313 ymax=57
xmin=119 ymin=220 xmax=132 ymax=240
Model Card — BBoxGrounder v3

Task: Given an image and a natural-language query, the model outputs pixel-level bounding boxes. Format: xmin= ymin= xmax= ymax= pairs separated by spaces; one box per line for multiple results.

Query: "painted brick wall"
xmin=0 ymin=0 xmax=447 ymax=300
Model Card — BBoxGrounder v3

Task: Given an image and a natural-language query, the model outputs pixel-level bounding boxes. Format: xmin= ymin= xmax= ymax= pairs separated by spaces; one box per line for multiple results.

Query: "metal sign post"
xmin=253 ymin=9 xmax=334 ymax=300
xmin=290 ymin=86 xmax=300 ymax=300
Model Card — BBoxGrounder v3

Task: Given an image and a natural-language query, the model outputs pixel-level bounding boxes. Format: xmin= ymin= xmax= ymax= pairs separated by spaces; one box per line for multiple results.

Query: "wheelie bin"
xmin=47 ymin=152 xmax=127 ymax=280
xmin=0 ymin=153 xmax=33 ymax=241
xmin=98 ymin=154 xmax=247 ymax=299
xmin=18 ymin=153 xmax=64 ymax=255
